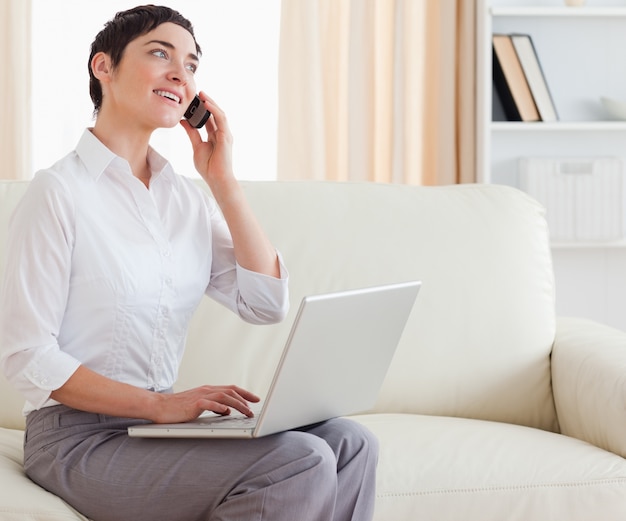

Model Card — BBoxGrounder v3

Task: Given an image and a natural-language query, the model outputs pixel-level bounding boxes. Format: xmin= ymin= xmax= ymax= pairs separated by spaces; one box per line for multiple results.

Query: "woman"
xmin=0 ymin=6 xmax=377 ymax=521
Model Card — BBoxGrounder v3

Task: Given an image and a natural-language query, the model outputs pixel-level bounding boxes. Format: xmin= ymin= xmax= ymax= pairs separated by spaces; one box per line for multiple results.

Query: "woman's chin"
xmin=156 ymin=115 xmax=183 ymax=129
xmin=146 ymin=110 xmax=185 ymax=130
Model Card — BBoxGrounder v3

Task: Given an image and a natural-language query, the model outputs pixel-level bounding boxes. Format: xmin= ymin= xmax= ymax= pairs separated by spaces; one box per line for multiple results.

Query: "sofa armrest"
xmin=552 ymin=317 xmax=626 ymax=458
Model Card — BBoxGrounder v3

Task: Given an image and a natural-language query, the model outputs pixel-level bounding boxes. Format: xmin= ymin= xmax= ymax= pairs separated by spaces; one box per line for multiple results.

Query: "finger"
xmin=233 ymin=386 xmax=261 ymax=403
xmin=199 ymin=396 xmax=253 ymax=418
xmin=221 ymin=390 xmax=256 ymax=417
xmin=197 ymin=92 xmax=228 ymax=135
xmin=180 ymin=119 xmax=204 ymax=148
xmin=198 ymin=90 xmax=219 ymax=109
xmin=206 ymin=388 xmax=255 ymax=416
xmin=197 ymin=92 xmax=220 ymax=120
xmin=215 ymin=385 xmax=260 ymax=405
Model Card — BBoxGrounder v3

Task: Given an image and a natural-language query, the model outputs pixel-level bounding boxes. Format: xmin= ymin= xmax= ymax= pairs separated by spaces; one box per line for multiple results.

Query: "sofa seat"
xmin=0 ymin=428 xmax=89 ymax=520
xmin=354 ymin=414 xmax=626 ymax=520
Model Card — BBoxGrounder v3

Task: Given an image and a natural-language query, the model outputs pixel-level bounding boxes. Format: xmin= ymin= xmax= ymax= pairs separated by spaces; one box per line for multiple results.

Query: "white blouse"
xmin=0 ymin=129 xmax=289 ymax=414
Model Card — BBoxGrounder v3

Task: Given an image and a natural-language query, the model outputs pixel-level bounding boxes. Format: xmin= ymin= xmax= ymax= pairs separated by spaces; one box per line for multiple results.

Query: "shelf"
xmin=551 ymin=239 xmax=626 ymax=249
xmin=480 ymin=2 xmax=626 ymax=331
xmin=491 ymin=121 xmax=626 ymax=131
xmin=491 ymin=6 xmax=626 ymax=17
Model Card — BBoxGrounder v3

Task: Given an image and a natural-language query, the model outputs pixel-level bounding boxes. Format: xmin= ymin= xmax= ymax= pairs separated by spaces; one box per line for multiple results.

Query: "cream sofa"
xmin=1 ymin=179 xmax=625 ymax=521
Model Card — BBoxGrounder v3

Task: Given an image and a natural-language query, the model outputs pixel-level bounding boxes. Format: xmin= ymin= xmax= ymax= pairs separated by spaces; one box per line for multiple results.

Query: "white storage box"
xmin=519 ymin=157 xmax=625 ymax=242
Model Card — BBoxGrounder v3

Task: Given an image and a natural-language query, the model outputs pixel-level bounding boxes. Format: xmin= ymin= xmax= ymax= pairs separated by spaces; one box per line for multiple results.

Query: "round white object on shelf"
xmin=600 ymin=96 xmax=626 ymax=121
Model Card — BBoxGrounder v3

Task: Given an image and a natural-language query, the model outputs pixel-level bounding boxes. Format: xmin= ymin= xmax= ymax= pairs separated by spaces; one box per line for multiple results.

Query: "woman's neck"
xmin=92 ymin=114 xmax=153 ymax=186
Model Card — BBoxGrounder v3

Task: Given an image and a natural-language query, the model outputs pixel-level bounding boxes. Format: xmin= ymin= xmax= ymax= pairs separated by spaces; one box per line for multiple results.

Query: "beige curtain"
xmin=0 ymin=0 xmax=31 ymax=180
xmin=277 ymin=0 xmax=475 ymax=185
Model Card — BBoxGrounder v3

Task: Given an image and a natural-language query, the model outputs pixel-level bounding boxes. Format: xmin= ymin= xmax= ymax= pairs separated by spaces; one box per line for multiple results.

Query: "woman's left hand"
xmin=181 ymin=91 xmax=234 ymax=187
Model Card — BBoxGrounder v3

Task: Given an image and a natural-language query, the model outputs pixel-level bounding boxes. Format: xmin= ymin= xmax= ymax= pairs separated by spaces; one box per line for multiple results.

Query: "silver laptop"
xmin=128 ymin=281 xmax=421 ymax=439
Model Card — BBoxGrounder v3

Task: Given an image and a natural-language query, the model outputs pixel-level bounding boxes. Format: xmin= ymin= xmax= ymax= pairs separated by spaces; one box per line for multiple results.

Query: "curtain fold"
xmin=0 ymin=0 xmax=31 ymax=180
xmin=277 ymin=0 xmax=475 ymax=185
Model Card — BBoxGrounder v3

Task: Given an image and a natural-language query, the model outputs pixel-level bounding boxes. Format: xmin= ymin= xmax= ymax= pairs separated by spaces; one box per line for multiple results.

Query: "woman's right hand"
xmin=151 ymin=384 xmax=261 ymax=424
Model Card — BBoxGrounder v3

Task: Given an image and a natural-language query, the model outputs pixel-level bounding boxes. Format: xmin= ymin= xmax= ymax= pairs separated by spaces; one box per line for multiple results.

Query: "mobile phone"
xmin=184 ymin=95 xmax=211 ymax=128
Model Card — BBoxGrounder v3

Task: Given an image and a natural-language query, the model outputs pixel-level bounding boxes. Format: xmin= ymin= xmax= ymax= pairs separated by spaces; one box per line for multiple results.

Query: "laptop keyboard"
xmin=194 ymin=411 xmax=259 ymax=429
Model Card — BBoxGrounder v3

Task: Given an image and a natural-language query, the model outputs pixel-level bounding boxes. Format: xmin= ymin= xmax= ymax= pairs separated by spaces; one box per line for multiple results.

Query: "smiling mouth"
xmin=154 ymin=90 xmax=181 ymax=104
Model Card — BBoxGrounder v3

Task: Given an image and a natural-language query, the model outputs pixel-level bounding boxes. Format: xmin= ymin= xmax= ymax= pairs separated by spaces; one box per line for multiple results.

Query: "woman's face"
xmin=100 ymin=22 xmax=199 ymax=131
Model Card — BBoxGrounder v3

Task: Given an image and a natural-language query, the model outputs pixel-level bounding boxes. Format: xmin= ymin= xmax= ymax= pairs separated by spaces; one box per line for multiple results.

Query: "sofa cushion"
xmin=0 ymin=428 xmax=89 ymax=520
xmin=352 ymin=414 xmax=626 ymax=521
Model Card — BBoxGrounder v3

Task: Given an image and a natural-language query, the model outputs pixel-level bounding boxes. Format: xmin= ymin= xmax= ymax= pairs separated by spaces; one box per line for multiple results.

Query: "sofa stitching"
xmin=377 ymin=478 xmax=626 ymax=498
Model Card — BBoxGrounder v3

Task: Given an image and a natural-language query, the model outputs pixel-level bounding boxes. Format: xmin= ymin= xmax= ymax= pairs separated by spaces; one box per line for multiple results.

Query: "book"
xmin=510 ymin=34 xmax=558 ymax=122
xmin=492 ymin=34 xmax=539 ymax=122
xmin=491 ymin=80 xmax=508 ymax=122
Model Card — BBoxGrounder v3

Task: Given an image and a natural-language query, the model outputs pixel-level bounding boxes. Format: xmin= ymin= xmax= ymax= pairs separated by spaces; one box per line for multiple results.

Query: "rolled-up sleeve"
xmin=207 ymin=253 xmax=289 ymax=325
xmin=203 ymin=195 xmax=289 ymax=324
xmin=2 ymin=345 xmax=80 ymax=410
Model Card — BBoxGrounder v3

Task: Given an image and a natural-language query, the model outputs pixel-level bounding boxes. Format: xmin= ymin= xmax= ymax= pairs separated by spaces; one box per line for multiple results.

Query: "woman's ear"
xmin=91 ymin=52 xmax=113 ymax=82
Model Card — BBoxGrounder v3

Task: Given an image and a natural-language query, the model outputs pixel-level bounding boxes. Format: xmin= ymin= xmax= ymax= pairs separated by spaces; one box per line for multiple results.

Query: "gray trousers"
xmin=23 ymin=405 xmax=378 ymax=521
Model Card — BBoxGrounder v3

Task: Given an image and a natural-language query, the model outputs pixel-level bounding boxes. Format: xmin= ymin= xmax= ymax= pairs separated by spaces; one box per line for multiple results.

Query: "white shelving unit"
xmin=476 ymin=0 xmax=626 ymax=331
xmin=477 ymin=1 xmax=626 ymax=184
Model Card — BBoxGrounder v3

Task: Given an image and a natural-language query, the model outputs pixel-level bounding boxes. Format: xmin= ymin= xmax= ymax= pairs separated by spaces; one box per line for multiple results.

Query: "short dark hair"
xmin=88 ymin=5 xmax=201 ymax=114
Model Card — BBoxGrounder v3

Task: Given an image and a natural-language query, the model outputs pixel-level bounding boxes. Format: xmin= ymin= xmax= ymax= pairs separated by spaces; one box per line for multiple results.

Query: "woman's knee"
xmin=279 ymin=430 xmax=339 ymax=477
xmin=304 ymin=418 xmax=379 ymax=462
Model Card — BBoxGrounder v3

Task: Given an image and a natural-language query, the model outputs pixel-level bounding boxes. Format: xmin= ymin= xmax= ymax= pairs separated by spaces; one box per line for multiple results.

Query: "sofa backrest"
xmin=0 ymin=180 xmax=558 ymax=432
xmin=0 ymin=181 xmax=32 ymax=429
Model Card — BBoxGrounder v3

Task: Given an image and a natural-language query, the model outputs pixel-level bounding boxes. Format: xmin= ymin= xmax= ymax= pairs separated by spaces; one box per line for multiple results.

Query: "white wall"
xmin=31 ymin=0 xmax=280 ymax=180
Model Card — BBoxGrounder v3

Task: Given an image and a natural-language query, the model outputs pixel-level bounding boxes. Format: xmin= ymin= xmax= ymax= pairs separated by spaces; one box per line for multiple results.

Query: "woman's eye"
xmin=186 ymin=63 xmax=197 ymax=74
xmin=152 ymin=49 xmax=168 ymax=59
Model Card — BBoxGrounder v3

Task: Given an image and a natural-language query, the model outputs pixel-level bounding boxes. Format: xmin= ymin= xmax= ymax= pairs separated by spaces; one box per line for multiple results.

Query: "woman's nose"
xmin=167 ymin=63 xmax=189 ymax=85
